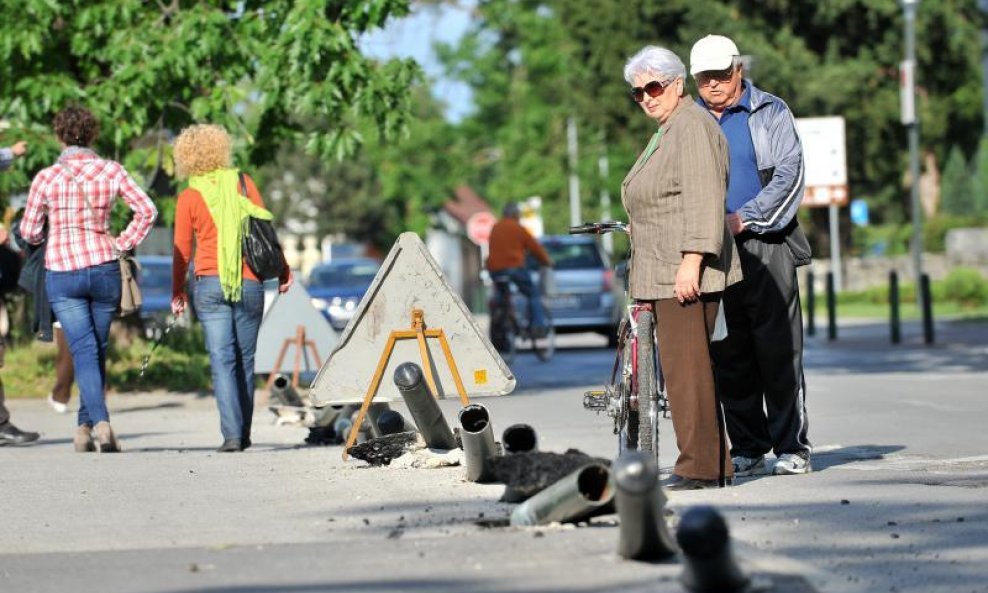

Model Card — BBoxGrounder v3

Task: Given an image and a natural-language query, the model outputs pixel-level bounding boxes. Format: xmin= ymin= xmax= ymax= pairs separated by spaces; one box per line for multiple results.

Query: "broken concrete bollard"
xmin=502 ymin=424 xmax=538 ymax=454
xmin=677 ymin=505 xmax=750 ymax=593
xmin=510 ymin=463 xmax=614 ymax=526
xmin=393 ymin=362 xmax=457 ymax=450
xmin=459 ymin=404 xmax=499 ymax=482
xmin=613 ymin=450 xmax=677 ymax=561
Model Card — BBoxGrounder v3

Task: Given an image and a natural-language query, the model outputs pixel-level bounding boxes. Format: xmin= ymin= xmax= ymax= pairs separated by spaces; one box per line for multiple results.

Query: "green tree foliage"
xmin=971 ymin=136 xmax=988 ymax=213
xmin=437 ymin=0 xmax=985 ymax=236
xmin=0 ymin=0 xmax=421 ymax=205
xmin=940 ymin=146 xmax=975 ymax=215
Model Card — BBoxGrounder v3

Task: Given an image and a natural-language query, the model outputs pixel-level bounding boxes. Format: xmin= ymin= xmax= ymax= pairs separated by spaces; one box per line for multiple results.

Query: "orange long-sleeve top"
xmin=486 ymin=216 xmax=551 ymax=272
xmin=171 ymin=172 xmax=287 ymax=299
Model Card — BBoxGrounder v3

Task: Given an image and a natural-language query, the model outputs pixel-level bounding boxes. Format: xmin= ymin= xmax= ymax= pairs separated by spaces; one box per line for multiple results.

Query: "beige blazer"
xmin=621 ymin=99 xmax=743 ymax=300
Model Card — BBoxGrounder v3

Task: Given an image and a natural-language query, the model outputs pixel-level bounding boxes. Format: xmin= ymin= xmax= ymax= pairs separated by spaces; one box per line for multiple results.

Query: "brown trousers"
xmin=51 ymin=327 xmax=75 ymax=404
xmin=654 ymin=296 xmax=733 ymax=481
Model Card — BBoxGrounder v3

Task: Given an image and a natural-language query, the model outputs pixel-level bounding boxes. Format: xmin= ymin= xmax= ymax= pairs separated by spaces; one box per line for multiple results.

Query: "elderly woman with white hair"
xmin=620 ymin=45 xmax=742 ymax=489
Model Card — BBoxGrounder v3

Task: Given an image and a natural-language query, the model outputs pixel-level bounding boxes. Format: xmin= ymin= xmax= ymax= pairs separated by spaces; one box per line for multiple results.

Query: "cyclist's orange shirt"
xmin=486 ymin=217 xmax=551 ymax=272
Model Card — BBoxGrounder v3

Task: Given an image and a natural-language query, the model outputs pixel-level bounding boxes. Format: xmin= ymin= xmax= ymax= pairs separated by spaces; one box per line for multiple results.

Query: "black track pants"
xmin=711 ymin=234 xmax=811 ymax=458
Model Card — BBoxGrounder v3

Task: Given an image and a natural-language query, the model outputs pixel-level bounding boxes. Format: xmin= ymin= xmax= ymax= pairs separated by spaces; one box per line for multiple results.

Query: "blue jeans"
xmin=491 ymin=268 xmax=547 ymax=328
xmin=46 ymin=261 xmax=121 ymax=427
xmin=194 ymin=276 xmax=264 ymax=441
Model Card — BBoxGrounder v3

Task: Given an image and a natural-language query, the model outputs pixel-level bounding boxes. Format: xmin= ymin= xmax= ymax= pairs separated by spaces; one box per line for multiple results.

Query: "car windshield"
xmin=140 ymin=263 xmax=172 ymax=291
xmin=309 ymin=262 xmax=379 ymax=288
xmin=539 ymin=241 xmax=604 ymax=270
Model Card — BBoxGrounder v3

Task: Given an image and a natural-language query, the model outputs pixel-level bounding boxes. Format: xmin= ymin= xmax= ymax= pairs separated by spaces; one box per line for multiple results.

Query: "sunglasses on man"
xmin=630 ymin=78 xmax=674 ymax=103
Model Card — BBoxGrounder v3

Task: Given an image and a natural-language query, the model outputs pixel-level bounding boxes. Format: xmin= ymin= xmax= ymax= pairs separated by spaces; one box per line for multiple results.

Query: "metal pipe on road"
xmin=502 ymin=424 xmax=538 ymax=454
xmin=510 ymin=463 xmax=614 ymax=527
xmin=376 ymin=410 xmax=408 ymax=435
xmin=270 ymin=374 xmax=304 ymax=407
xmin=613 ymin=450 xmax=677 ymax=561
xmin=677 ymin=505 xmax=749 ymax=593
xmin=459 ymin=404 xmax=499 ymax=482
xmin=393 ymin=362 xmax=457 ymax=450
xmin=365 ymin=402 xmax=392 ymax=438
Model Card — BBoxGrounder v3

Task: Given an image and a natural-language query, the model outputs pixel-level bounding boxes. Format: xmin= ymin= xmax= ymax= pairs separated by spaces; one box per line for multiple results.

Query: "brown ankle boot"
xmin=94 ymin=421 xmax=120 ymax=453
xmin=74 ymin=425 xmax=95 ymax=452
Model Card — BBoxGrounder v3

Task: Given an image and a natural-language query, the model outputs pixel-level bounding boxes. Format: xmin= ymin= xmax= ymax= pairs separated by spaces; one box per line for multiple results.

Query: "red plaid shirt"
xmin=20 ymin=148 xmax=157 ymax=271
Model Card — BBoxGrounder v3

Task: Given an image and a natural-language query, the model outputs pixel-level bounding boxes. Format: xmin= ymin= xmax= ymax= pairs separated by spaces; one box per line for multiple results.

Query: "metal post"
xmin=902 ymin=0 xmax=924 ymax=308
xmin=677 ymin=506 xmax=750 ymax=593
xmin=567 ymin=117 xmax=582 ymax=227
xmin=826 ymin=271 xmax=837 ymax=341
xmin=458 ymin=404 xmax=499 ymax=482
xmin=502 ymin=424 xmax=538 ymax=454
xmin=806 ymin=270 xmax=816 ymax=337
xmin=598 ymin=152 xmax=614 ymax=257
xmin=920 ymin=273 xmax=935 ymax=344
xmin=890 ymin=270 xmax=902 ymax=344
xmin=393 ymin=362 xmax=457 ymax=450
xmin=613 ymin=450 xmax=677 ymax=561
xmin=828 ymin=203 xmax=842 ymax=292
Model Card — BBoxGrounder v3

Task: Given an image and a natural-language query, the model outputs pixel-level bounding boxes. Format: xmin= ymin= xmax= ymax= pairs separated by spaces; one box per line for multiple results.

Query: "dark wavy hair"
xmin=53 ymin=106 xmax=100 ymax=147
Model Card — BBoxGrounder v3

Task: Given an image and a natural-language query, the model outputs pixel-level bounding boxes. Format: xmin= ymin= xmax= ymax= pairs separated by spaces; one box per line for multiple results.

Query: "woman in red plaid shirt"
xmin=20 ymin=106 xmax=157 ymax=453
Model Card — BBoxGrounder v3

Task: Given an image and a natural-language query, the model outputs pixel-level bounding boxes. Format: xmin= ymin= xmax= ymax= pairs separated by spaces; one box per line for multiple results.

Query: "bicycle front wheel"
xmin=635 ymin=311 xmax=659 ymax=463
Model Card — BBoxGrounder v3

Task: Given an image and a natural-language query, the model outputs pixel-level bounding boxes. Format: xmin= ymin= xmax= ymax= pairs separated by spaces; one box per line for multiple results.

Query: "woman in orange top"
xmin=170 ymin=124 xmax=292 ymax=452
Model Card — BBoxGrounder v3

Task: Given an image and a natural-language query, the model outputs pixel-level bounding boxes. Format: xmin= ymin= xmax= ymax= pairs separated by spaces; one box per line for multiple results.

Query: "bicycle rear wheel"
xmin=635 ymin=311 xmax=659 ymax=463
xmin=532 ymin=308 xmax=556 ymax=362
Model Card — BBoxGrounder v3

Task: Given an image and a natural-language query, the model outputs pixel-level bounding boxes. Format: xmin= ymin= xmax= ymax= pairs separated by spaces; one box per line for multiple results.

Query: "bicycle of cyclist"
xmin=570 ymin=221 xmax=668 ymax=465
xmin=486 ymin=203 xmax=555 ymax=363
xmin=488 ymin=266 xmax=555 ymax=364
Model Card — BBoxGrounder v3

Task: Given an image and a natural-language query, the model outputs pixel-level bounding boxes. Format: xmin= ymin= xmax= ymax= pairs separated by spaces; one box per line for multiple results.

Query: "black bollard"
xmin=502 ymin=424 xmax=538 ymax=454
xmin=613 ymin=450 xmax=677 ymax=562
xmin=393 ymin=363 xmax=457 ymax=450
xmin=365 ymin=402 xmax=392 ymax=438
xmin=921 ymin=273 xmax=935 ymax=345
xmin=510 ymin=463 xmax=614 ymax=526
xmin=889 ymin=270 xmax=901 ymax=344
xmin=806 ymin=270 xmax=816 ymax=337
xmin=459 ymin=404 xmax=499 ymax=482
xmin=826 ymin=271 xmax=837 ymax=341
xmin=677 ymin=505 xmax=750 ymax=593
xmin=376 ymin=409 xmax=407 ymax=435
xmin=270 ymin=374 xmax=304 ymax=407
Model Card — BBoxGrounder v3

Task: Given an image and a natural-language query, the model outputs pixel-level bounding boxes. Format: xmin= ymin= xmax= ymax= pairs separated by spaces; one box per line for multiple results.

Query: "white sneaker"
xmin=732 ymin=455 xmax=768 ymax=477
xmin=47 ymin=394 xmax=69 ymax=414
xmin=773 ymin=453 xmax=812 ymax=475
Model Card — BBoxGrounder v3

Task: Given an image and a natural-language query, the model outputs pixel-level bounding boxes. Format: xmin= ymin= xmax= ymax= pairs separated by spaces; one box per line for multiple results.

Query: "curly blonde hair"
xmin=173 ymin=124 xmax=232 ymax=178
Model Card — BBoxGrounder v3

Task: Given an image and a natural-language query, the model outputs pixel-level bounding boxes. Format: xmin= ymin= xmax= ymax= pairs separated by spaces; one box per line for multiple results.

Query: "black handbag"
xmin=238 ymin=172 xmax=284 ymax=281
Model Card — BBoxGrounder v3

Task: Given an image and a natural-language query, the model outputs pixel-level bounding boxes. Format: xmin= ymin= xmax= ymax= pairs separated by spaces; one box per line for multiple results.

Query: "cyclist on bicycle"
xmin=486 ymin=202 xmax=553 ymax=337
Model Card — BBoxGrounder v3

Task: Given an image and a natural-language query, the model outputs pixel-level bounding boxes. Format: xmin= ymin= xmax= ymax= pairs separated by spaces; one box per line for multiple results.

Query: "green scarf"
xmin=189 ymin=168 xmax=274 ymax=302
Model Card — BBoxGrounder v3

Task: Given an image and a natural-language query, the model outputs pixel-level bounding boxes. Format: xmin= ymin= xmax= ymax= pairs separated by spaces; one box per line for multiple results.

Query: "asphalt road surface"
xmin=1 ymin=318 xmax=985 ymax=593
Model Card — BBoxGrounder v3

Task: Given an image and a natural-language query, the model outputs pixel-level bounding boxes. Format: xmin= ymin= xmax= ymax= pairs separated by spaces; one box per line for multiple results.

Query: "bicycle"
xmin=488 ymin=270 xmax=556 ymax=364
xmin=569 ymin=221 xmax=669 ymax=465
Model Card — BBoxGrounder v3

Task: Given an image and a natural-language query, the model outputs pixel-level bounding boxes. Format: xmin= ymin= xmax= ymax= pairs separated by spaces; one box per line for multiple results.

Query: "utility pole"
xmin=567 ymin=117 xmax=582 ymax=227
xmin=598 ymin=153 xmax=613 ymax=256
xmin=900 ymin=0 xmax=923 ymax=303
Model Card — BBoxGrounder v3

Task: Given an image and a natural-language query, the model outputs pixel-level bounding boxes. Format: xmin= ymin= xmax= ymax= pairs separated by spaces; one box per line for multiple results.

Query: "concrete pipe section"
xmin=676 ymin=505 xmax=750 ymax=593
xmin=393 ymin=362 xmax=457 ymax=450
xmin=613 ymin=450 xmax=677 ymax=561
xmin=459 ymin=404 xmax=499 ymax=482
xmin=510 ymin=463 xmax=614 ymax=527
xmin=502 ymin=424 xmax=538 ymax=454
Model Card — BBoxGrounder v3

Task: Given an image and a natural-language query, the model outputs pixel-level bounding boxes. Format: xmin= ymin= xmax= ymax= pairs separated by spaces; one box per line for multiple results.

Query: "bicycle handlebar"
xmin=568 ymin=221 xmax=629 ymax=235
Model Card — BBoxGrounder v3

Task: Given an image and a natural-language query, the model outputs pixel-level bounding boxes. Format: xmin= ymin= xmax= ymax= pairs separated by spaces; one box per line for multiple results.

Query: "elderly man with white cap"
xmin=690 ymin=34 xmax=813 ymax=477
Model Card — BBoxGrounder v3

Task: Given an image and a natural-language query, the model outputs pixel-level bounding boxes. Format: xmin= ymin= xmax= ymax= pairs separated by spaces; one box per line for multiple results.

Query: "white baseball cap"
xmin=690 ymin=35 xmax=740 ymax=75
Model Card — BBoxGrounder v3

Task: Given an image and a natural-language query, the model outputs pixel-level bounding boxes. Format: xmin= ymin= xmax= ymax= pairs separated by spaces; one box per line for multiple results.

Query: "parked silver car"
xmin=529 ymin=235 xmax=622 ymax=344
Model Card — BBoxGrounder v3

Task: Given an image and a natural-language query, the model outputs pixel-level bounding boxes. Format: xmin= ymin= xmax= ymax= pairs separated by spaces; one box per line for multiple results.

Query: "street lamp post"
xmin=900 ymin=0 xmax=923 ymax=304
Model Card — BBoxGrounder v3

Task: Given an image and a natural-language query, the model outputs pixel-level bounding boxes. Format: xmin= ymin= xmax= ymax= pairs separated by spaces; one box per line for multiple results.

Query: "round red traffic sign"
xmin=466 ymin=211 xmax=498 ymax=246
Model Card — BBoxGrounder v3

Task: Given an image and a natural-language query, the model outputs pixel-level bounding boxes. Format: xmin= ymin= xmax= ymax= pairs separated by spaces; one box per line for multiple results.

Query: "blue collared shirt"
xmin=700 ymin=84 xmax=761 ymax=213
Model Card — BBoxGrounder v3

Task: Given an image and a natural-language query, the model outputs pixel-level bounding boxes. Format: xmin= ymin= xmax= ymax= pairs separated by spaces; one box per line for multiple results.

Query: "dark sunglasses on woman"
xmin=630 ymin=79 xmax=673 ymax=102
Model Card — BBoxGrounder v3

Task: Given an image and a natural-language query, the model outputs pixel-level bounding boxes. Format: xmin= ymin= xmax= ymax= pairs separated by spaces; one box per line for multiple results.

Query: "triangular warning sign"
xmin=308 ymin=232 xmax=515 ymax=405
xmin=254 ymin=281 xmax=339 ymax=374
